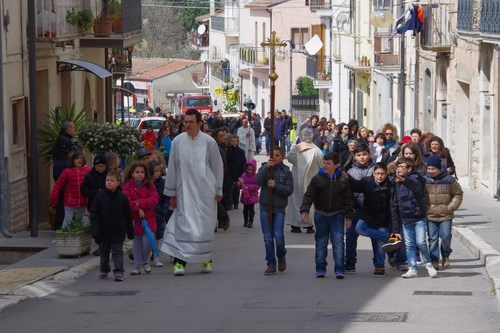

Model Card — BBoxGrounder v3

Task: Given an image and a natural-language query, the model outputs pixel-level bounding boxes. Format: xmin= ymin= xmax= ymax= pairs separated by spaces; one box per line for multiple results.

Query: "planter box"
xmin=55 ymin=230 xmax=92 ymax=257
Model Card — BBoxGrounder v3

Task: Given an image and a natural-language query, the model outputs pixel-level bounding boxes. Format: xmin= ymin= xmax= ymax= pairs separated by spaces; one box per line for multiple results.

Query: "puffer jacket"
xmin=391 ymin=170 xmax=427 ymax=232
xmin=424 ymin=171 xmax=463 ymax=222
xmin=50 ymin=166 xmax=90 ymax=208
xmin=240 ymin=159 xmax=260 ymax=205
xmin=300 ymin=167 xmax=355 ymax=220
xmin=255 ymin=161 xmax=293 ymax=213
xmin=347 ymin=159 xmax=376 ymax=208
xmin=350 ymin=175 xmax=392 ymax=229
xmin=122 ymin=179 xmax=159 ymax=235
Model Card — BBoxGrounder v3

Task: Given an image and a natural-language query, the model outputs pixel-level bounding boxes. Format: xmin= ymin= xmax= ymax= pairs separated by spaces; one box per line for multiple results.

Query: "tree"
xmin=295 ymin=76 xmax=318 ymax=95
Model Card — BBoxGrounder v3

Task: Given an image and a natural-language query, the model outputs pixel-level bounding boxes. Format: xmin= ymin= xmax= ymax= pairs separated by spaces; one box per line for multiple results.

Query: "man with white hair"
xmin=237 ymin=118 xmax=256 ymax=160
xmin=286 ymin=127 xmax=324 ymax=234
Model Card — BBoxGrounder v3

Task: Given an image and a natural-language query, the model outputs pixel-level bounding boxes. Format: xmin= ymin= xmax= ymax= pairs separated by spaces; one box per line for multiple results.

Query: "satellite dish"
xmin=200 ymin=51 xmax=208 ymax=62
xmin=197 ymin=25 xmax=206 ymax=35
xmin=304 ymin=35 xmax=323 ymax=56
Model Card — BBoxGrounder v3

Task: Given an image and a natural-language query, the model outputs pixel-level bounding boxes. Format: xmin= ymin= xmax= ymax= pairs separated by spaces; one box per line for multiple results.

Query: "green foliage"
xmin=296 ymin=76 xmax=318 ymax=96
xmin=66 ymin=8 xmax=94 ymax=35
xmin=78 ymin=122 xmax=141 ymax=156
xmin=38 ymin=104 xmax=88 ymax=163
xmin=56 ymin=218 xmax=90 ymax=234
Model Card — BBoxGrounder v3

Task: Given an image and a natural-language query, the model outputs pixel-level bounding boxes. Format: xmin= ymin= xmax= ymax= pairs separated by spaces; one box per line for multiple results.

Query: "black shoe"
xmin=305 ymin=227 xmax=315 ymax=234
xmin=247 ymin=222 xmax=253 ymax=228
xmin=92 ymin=248 xmax=101 ymax=256
xmin=244 ymin=220 xmax=249 ymax=228
xmin=291 ymin=226 xmax=301 ymax=233
xmin=344 ymin=265 xmax=356 ymax=273
xmin=128 ymin=253 xmax=134 ymax=260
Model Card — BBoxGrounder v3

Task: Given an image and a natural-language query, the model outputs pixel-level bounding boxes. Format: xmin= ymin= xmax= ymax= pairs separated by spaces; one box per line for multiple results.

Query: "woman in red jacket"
xmin=122 ymin=161 xmax=159 ymax=275
xmin=49 ymin=151 xmax=90 ymax=228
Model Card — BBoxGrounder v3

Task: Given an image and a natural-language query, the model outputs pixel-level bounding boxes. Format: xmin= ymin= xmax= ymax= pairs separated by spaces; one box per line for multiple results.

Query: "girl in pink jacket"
xmin=122 ymin=161 xmax=159 ymax=275
xmin=49 ymin=151 xmax=90 ymax=228
xmin=239 ymin=159 xmax=260 ymax=228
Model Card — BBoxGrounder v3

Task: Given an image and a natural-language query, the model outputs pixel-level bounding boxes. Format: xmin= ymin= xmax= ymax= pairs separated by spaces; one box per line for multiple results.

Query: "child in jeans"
xmin=239 ymin=159 xmax=260 ymax=228
xmin=90 ymin=171 xmax=134 ymax=281
xmin=300 ymin=152 xmax=355 ymax=279
xmin=391 ymin=158 xmax=437 ymax=278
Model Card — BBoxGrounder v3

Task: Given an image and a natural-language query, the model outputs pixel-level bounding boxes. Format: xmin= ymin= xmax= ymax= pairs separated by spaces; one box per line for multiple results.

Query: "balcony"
xmin=80 ymin=0 xmax=143 ymax=48
xmin=35 ymin=0 xmax=81 ymax=41
xmin=457 ymin=0 xmax=473 ymax=32
xmin=211 ymin=15 xmax=240 ymax=36
xmin=291 ymin=95 xmax=319 ymax=111
xmin=374 ymin=33 xmax=400 ymax=68
xmin=421 ymin=4 xmax=451 ymax=52
xmin=239 ymin=46 xmax=269 ymax=68
xmin=192 ymin=71 xmax=209 ymax=88
xmin=109 ymin=47 xmax=132 ymax=75
xmin=309 ymin=0 xmax=333 ymax=16
xmin=191 ymin=33 xmax=209 ymax=48
xmin=480 ymin=0 xmax=500 ymax=36
xmin=332 ymin=32 xmax=355 ymax=64
xmin=306 ymin=56 xmax=332 ymax=89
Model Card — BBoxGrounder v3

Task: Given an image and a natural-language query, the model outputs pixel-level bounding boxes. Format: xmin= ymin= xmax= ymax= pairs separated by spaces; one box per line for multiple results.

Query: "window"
xmin=12 ymin=97 xmax=26 ymax=149
xmin=291 ymin=28 xmax=310 ymax=49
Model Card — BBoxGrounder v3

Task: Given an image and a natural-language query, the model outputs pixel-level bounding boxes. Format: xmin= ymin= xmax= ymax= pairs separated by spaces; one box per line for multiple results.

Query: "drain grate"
xmin=413 ymin=290 xmax=472 ymax=296
xmin=319 ymin=312 xmax=408 ymax=323
xmin=80 ymin=291 xmax=139 ymax=296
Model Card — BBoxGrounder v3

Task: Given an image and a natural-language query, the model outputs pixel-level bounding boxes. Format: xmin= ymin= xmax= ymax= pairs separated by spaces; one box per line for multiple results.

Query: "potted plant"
xmin=108 ymin=0 xmax=122 ymax=33
xmin=66 ymin=8 xmax=94 ymax=35
xmin=77 ymin=122 xmax=140 ymax=156
xmin=55 ymin=218 xmax=92 ymax=257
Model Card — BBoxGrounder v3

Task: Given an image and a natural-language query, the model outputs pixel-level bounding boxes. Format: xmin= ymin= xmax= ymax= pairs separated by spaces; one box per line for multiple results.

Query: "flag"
xmin=389 ymin=4 xmax=425 ymax=39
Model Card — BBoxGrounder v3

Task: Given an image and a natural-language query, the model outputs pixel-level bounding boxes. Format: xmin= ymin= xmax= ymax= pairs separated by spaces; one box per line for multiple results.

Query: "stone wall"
xmin=9 ymin=177 xmax=29 ymax=232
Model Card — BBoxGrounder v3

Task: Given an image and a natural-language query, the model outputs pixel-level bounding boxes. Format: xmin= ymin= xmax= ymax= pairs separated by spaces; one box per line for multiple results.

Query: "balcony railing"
xmin=35 ymin=0 xmax=80 ymax=39
xmin=374 ymin=33 xmax=400 ymax=67
xmin=457 ymin=0 xmax=473 ymax=32
xmin=480 ymin=0 xmax=500 ymax=35
xmin=239 ymin=47 xmax=269 ymax=67
xmin=306 ymin=57 xmax=331 ymax=79
xmin=309 ymin=0 xmax=332 ymax=12
xmin=421 ymin=4 xmax=451 ymax=51
xmin=291 ymin=95 xmax=319 ymax=111
xmin=191 ymin=33 xmax=209 ymax=48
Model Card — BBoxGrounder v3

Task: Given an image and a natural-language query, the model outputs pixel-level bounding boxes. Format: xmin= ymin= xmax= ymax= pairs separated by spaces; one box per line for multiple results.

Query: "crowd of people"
xmin=49 ymin=108 xmax=463 ymax=281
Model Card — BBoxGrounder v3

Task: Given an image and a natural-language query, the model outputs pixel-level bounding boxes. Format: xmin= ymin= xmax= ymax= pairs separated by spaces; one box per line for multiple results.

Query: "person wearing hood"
xmin=239 ymin=159 xmax=260 ymax=228
xmin=424 ymin=155 xmax=463 ymax=270
xmin=300 ymin=152 xmax=354 ymax=279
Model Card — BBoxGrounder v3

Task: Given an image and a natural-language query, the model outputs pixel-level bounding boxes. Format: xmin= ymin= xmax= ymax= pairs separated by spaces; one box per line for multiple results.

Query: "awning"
xmin=57 ymin=59 xmax=112 ymax=79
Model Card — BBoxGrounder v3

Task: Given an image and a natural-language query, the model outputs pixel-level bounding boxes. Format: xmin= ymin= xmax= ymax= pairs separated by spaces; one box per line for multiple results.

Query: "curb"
xmin=0 ymin=257 xmax=99 ymax=313
xmin=453 ymin=226 xmax=500 ymax=305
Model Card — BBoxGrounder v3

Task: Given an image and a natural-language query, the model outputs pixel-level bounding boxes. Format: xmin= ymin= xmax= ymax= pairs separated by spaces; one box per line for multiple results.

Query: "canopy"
xmin=57 ymin=59 xmax=112 ymax=79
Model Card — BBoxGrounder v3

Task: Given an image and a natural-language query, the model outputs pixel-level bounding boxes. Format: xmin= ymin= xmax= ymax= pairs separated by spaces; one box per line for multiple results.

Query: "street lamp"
xmin=261 ymin=31 xmax=287 ymax=226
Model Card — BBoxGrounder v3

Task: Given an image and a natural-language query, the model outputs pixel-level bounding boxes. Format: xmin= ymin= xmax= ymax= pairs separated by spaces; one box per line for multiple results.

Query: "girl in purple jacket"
xmin=122 ymin=161 xmax=159 ymax=275
xmin=239 ymin=159 xmax=260 ymax=228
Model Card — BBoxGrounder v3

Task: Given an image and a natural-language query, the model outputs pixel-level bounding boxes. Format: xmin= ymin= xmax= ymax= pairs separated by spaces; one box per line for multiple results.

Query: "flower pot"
xmin=93 ymin=19 xmax=113 ymax=37
xmin=55 ymin=230 xmax=92 ymax=257
xmin=113 ymin=16 xmax=123 ymax=33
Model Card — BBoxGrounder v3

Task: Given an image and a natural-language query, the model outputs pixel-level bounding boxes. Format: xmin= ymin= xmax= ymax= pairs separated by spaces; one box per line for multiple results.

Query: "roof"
xmin=127 ymin=57 xmax=202 ymax=81
xmin=245 ymin=0 xmax=288 ymax=9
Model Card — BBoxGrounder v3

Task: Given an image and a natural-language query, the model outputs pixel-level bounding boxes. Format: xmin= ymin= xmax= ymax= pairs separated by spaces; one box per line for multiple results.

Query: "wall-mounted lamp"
xmin=4 ymin=10 xmax=10 ymax=32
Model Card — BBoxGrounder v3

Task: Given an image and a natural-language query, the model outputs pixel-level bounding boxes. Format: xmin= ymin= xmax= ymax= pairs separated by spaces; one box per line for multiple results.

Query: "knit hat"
xmin=93 ymin=154 xmax=107 ymax=166
xmin=136 ymin=147 xmax=151 ymax=159
xmin=401 ymin=136 xmax=411 ymax=144
xmin=426 ymin=155 xmax=442 ymax=170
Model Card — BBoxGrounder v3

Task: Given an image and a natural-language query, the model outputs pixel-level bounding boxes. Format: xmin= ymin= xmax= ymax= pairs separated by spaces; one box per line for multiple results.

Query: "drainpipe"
xmin=28 ymin=0 xmax=38 ymax=236
xmin=0 ymin=3 xmax=12 ymax=237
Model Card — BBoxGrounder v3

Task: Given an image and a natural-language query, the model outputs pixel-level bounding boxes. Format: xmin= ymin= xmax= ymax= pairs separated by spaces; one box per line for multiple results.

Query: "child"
xmin=148 ymin=160 xmax=170 ymax=267
xmin=350 ymin=162 xmax=403 ymax=277
xmin=81 ymin=154 xmax=108 ymax=256
xmin=321 ymin=140 xmax=330 ymax=155
xmin=370 ymin=133 xmax=388 ymax=163
xmin=90 ymin=171 xmax=134 ymax=281
xmin=345 ymin=142 xmax=376 ymax=272
xmin=239 ymin=159 xmax=260 ymax=228
xmin=105 ymin=152 xmax=121 ymax=173
xmin=391 ymin=158 xmax=437 ymax=278
xmin=122 ymin=161 xmax=159 ymax=275
xmin=157 ymin=127 xmax=173 ymax=166
xmin=254 ymin=147 xmax=293 ymax=275
xmin=300 ymin=152 xmax=355 ymax=279
xmin=49 ymin=151 xmax=90 ymax=228
xmin=140 ymin=125 xmax=157 ymax=152
xmin=424 ymin=155 xmax=463 ymax=269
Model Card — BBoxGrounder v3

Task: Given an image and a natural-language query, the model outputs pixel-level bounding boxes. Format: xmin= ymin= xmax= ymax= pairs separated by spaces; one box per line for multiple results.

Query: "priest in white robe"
xmin=237 ymin=118 xmax=256 ymax=160
xmin=163 ymin=109 xmax=223 ymax=275
xmin=286 ymin=128 xmax=324 ymax=232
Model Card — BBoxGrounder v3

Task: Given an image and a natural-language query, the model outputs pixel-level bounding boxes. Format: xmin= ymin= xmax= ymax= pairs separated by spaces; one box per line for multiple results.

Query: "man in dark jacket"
xmin=274 ymin=111 xmax=287 ymax=150
xmin=255 ymin=147 xmax=293 ymax=275
xmin=250 ymin=113 xmax=262 ymax=154
xmin=226 ymin=134 xmax=247 ymax=210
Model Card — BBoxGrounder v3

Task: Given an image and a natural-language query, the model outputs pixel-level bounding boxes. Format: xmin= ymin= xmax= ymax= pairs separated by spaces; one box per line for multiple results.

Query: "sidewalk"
xmin=0 ymin=158 xmax=499 ymax=311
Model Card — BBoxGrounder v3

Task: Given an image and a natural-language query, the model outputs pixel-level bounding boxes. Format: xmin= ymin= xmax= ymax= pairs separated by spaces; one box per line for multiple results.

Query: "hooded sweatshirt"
xmin=240 ymin=159 xmax=260 ymax=205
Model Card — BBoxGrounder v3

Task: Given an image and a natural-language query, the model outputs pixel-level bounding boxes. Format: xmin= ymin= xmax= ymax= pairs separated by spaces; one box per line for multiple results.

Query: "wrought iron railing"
xmin=480 ymin=0 xmax=500 ymax=35
xmin=239 ymin=46 xmax=269 ymax=67
xmin=306 ymin=56 xmax=332 ymax=81
xmin=457 ymin=0 xmax=473 ymax=32
xmin=309 ymin=0 xmax=332 ymax=12
xmin=421 ymin=3 xmax=451 ymax=49
xmin=191 ymin=33 xmax=209 ymax=47
xmin=291 ymin=95 xmax=319 ymax=111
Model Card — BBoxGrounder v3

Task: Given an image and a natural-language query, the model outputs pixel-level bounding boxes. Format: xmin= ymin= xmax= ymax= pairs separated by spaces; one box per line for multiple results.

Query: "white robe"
xmin=162 ymin=131 xmax=223 ymax=263
xmin=237 ymin=125 xmax=256 ymax=160
xmin=286 ymin=141 xmax=324 ymax=227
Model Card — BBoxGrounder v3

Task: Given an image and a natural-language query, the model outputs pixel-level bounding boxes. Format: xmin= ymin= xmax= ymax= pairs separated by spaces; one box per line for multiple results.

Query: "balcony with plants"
xmin=191 ymin=32 xmax=209 ymax=48
xmin=239 ymin=46 xmax=269 ymax=68
xmin=421 ymin=3 xmax=452 ymax=52
xmin=373 ymin=33 xmax=400 ymax=69
xmin=109 ymin=47 xmax=132 ymax=73
xmin=35 ymin=0 xmax=85 ymax=40
xmin=306 ymin=56 xmax=332 ymax=89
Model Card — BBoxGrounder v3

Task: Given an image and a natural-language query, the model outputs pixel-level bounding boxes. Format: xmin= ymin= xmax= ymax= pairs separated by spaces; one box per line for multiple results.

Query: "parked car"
xmin=137 ymin=117 xmax=166 ymax=134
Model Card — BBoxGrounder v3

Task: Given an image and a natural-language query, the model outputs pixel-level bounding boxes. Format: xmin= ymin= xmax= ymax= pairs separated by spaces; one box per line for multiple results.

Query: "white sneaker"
xmin=401 ymin=268 xmax=418 ymax=278
xmin=201 ymin=262 xmax=212 ymax=273
xmin=173 ymin=263 xmax=185 ymax=276
xmin=153 ymin=259 xmax=164 ymax=267
xmin=425 ymin=262 xmax=438 ymax=278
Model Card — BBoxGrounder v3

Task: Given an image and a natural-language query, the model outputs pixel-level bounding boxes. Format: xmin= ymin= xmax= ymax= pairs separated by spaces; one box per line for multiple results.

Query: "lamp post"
xmin=261 ymin=31 xmax=287 ymax=226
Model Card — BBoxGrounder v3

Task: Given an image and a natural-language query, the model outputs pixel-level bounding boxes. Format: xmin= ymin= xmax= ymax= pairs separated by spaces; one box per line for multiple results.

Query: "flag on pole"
xmin=389 ymin=4 xmax=425 ymax=39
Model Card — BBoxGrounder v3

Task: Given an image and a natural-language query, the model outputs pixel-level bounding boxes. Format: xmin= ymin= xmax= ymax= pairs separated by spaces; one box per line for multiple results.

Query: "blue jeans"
xmin=428 ymin=220 xmax=453 ymax=262
xmin=345 ymin=211 xmax=359 ymax=268
xmin=355 ymin=219 xmax=388 ymax=268
xmin=314 ymin=211 xmax=345 ymax=275
xmin=260 ymin=210 xmax=286 ymax=268
xmin=255 ymin=136 xmax=262 ymax=154
xmin=402 ymin=219 xmax=431 ymax=270
xmin=62 ymin=206 xmax=86 ymax=228
xmin=265 ymin=133 xmax=271 ymax=154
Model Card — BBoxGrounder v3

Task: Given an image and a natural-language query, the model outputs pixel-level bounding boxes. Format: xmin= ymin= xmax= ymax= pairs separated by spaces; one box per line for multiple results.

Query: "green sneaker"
xmin=201 ymin=262 xmax=212 ymax=273
xmin=173 ymin=262 xmax=185 ymax=276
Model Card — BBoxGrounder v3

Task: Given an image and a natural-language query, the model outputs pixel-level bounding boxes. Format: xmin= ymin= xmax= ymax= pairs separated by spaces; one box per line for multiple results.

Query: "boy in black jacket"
xmin=300 ymin=152 xmax=355 ymax=279
xmin=90 ymin=171 xmax=134 ymax=281
xmin=350 ymin=162 xmax=403 ymax=277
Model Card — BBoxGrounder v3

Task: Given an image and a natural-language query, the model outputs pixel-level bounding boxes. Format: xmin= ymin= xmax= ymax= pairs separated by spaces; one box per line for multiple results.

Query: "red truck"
xmin=179 ymin=95 xmax=213 ymax=114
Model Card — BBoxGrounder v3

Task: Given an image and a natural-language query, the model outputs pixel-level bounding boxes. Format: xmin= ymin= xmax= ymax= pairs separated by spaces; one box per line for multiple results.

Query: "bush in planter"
xmin=66 ymin=8 xmax=94 ymax=35
xmin=77 ymin=122 xmax=140 ymax=156
xmin=55 ymin=218 xmax=92 ymax=257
